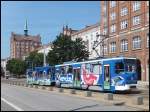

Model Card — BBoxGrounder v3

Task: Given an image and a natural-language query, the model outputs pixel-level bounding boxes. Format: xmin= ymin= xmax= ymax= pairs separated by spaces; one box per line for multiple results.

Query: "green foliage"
xmin=25 ymin=51 xmax=44 ymax=68
xmin=6 ymin=59 xmax=27 ymax=78
xmin=47 ymin=34 xmax=89 ymax=65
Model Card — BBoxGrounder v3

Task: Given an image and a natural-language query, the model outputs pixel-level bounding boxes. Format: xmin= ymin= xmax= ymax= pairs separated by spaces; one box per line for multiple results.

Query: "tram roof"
xmin=55 ymin=57 xmax=137 ymax=67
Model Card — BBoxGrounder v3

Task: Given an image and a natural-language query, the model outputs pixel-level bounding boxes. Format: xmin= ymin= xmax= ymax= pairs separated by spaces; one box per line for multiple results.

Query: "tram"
xmin=55 ymin=57 xmax=138 ymax=92
xmin=26 ymin=68 xmax=33 ymax=84
xmin=26 ymin=66 xmax=55 ymax=86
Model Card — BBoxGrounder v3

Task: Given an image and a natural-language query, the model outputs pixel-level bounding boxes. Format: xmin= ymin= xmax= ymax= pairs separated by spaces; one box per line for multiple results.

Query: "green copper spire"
xmin=24 ymin=19 xmax=28 ymax=36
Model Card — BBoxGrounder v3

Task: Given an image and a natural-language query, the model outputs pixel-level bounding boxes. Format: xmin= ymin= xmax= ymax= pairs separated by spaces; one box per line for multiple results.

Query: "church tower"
xmin=24 ymin=19 xmax=28 ymax=36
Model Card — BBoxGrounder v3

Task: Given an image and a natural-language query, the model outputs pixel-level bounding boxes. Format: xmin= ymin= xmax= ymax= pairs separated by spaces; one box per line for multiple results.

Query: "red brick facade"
xmin=10 ymin=32 xmax=42 ymax=60
xmin=100 ymin=1 xmax=149 ymax=81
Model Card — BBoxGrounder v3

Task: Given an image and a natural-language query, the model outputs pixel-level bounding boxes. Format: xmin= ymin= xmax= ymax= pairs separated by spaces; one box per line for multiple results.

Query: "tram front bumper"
xmin=115 ymin=84 xmax=137 ymax=91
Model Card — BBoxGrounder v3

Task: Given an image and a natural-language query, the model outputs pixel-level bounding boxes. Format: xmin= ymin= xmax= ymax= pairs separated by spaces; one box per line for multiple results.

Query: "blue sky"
xmin=1 ymin=1 xmax=100 ymax=59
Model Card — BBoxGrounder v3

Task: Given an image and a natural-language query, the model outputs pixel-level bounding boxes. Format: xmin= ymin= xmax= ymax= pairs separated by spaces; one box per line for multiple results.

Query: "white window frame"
xmin=111 ymin=24 xmax=116 ymax=33
xmin=132 ymin=36 xmax=141 ymax=49
xmin=121 ymin=7 xmax=128 ymax=16
xmin=133 ymin=15 xmax=140 ymax=26
xmin=103 ymin=27 xmax=107 ymax=35
xmin=133 ymin=1 xmax=141 ymax=11
xmin=104 ymin=44 xmax=107 ymax=54
xmin=120 ymin=1 xmax=125 ymax=3
xmin=147 ymin=1 xmax=149 ymax=6
xmin=111 ymin=12 xmax=116 ymax=20
xmin=110 ymin=42 xmax=116 ymax=53
xmin=147 ymin=12 xmax=149 ymax=22
xmin=147 ymin=33 xmax=149 ymax=48
xmin=121 ymin=20 xmax=128 ymax=29
xmin=121 ymin=40 xmax=128 ymax=52
xmin=110 ymin=1 xmax=116 ymax=8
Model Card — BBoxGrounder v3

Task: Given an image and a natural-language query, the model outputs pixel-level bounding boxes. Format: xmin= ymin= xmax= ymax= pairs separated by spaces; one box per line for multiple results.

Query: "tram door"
xmin=103 ymin=65 xmax=110 ymax=90
xmin=73 ymin=68 xmax=81 ymax=88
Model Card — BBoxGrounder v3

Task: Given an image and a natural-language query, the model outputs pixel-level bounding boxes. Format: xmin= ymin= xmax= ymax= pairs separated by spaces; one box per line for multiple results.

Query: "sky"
xmin=1 ymin=1 xmax=100 ymax=59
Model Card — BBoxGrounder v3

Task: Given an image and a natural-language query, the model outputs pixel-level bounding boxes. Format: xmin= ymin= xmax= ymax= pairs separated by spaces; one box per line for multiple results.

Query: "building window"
xmin=121 ymin=20 xmax=128 ymax=29
xmin=110 ymin=24 xmax=116 ymax=33
xmin=16 ymin=42 xmax=18 ymax=45
xmin=132 ymin=36 xmax=141 ymax=49
xmin=147 ymin=33 xmax=149 ymax=48
xmin=133 ymin=15 xmax=140 ymax=26
xmin=133 ymin=1 xmax=141 ymax=11
xmin=121 ymin=39 xmax=128 ymax=52
xmin=91 ymin=34 xmax=93 ymax=40
xmin=103 ymin=6 xmax=107 ymax=12
xmin=104 ymin=44 xmax=107 ymax=54
xmin=21 ymin=42 xmax=24 ymax=45
xmin=103 ymin=27 xmax=107 ymax=35
xmin=110 ymin=1 xmax=116 ymax=8
xmin=34 ymin=43 xmax=37 ymax=46
xmin=110 ymin=12 xmax=116 ymax=20
xmin=110 ymin=42 xmax=116 ymax=53
xmin=120 ymin=1 xmax=125 ymax=3
xmin=147 ymin=1 xmax=149 ymax=6
xmin=147 ymin=12 xmax=149 ymax=22
xmin=121 ymin=7 xmax=128 ymax=16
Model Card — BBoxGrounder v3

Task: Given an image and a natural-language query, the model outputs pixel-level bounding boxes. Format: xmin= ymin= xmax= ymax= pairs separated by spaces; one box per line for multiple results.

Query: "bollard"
xmin=26 ymin=84 xmax=28 ymax=87
xmin=70 ymin=89 xmax=76 ymax=94
xmin=42 ymin=86 xmax=45 ymax=90
xmin=49 ymin=87 xmax=53 ymax=91
xmin=59 ymin=88 xmax=64 ymax=93
xmin=17 ymin=82 xmax=20 ymax=86
xmin=104 ymin=93 xmax=113 ymax=100
xmin=133 ymin=96 xmax=143 ymax=105
xmin=86 ymin=91 xmax=92 ymax=97
xmin=30 ymin=84 xmax=33 ymax=88
xmin=35 ymin=85 xmax=38 ymax=89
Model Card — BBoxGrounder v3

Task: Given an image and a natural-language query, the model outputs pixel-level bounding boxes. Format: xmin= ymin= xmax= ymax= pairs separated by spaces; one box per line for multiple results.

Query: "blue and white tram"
xmin=55 ymin=57 xmax=138 ymax=92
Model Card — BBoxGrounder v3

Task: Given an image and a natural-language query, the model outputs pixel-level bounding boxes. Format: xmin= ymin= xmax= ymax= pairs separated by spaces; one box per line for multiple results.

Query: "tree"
xmin=47 ymin=34 xmax=89 ymax=65
xmin=25 ymin=51 xmax=44 ymax=68
xmin=6 ymin=59 xmax=27 ymax=78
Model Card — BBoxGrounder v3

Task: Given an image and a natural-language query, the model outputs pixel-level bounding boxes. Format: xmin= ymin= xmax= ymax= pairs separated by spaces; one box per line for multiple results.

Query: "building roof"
xmin=71 ymin=22 xmax=100 ymax=36
xmin=11 ymin=32 xmax=41 ymax=42
xmin=35 ymin=42 xmax=53 ymax=51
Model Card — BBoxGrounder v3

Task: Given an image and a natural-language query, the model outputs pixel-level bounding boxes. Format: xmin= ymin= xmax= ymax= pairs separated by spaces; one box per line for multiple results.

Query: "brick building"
xmin=100 ymin=1 xmax=149 ymax=81
xmin=10 ymin=21 xmax=42 ymax=59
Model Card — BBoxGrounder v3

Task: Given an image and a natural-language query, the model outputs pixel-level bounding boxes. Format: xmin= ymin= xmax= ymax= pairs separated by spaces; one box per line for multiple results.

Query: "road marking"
xmin=1 ymin=97 xmax=24 ymax=111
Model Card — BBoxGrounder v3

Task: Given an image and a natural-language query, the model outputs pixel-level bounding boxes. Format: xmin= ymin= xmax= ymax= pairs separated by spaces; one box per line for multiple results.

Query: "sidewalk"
xmin=137 ymin=81 xmax=149 ymax=90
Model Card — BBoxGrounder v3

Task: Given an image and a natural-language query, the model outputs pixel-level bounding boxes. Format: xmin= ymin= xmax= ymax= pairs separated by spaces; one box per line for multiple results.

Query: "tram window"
xmin=67 ymin=66 xmax=73 ymax=74
xmin=115 ymin=62 xmax=124 ymax=74
xmin=92 ymin=64 xmax=100 ymax=74
xmin=105 ymin=66 xmax=109 ymax=78
xmin=125 ymin=65 xmax=136 ymax=72
xmin=85 ymin=63 xmax=90 ymax=73
xmin=61 ymin=67 xmax=65 ymax=74
xmin=74 ymin=69 xmax=81 ymax=81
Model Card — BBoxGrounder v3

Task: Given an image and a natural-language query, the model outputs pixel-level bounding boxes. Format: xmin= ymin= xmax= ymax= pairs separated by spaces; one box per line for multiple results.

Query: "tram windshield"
xmin=124 ymin=59 xmax=136 ymax=73
xmin=115 ymin=59 xmax=137 ymax=74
